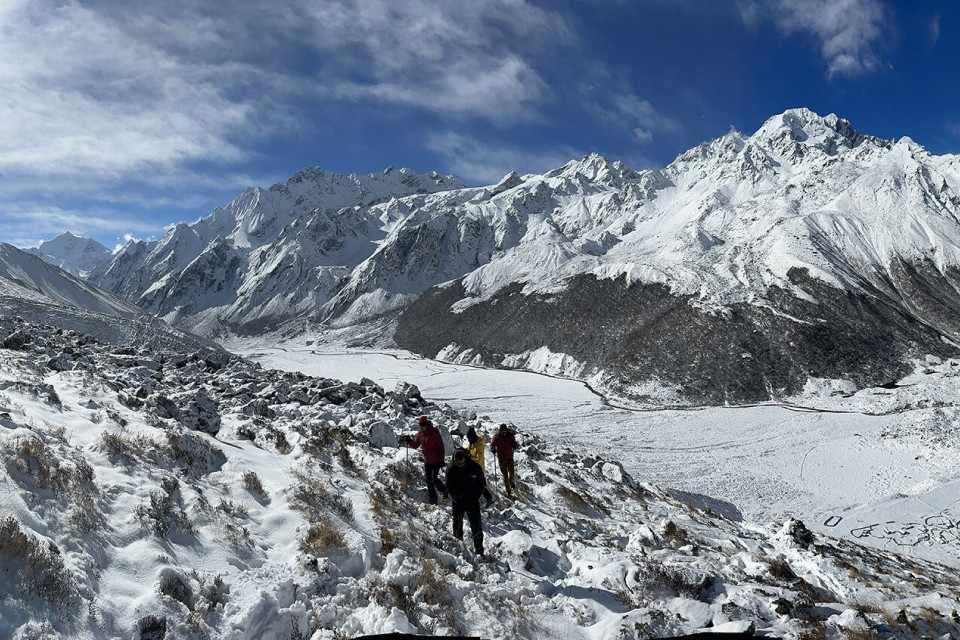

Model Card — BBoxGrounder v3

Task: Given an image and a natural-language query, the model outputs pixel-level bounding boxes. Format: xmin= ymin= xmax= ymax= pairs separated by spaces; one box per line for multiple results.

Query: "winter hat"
xmin=453 ymin=449 xmax=469 ymax=462
xmin=418 ymin=416 xmax=432 ymax=428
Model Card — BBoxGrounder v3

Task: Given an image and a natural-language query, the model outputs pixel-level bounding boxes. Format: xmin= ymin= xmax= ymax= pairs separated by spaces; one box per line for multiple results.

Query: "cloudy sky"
xmin=1 ymin=0 xmax=956 ymax=247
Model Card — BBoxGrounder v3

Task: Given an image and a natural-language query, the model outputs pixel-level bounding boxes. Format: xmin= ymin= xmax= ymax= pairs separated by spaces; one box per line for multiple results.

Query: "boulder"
xmin=172 ymin=388 xmax=221 ymax=434
xmin=2 ymin=330 xmax=31 ymax=351
xmin=241 ymin=399 xmax=275 ymax=419
xmin=149 ymin=394 xmax=180 ymax=420
xmin=45 ymin=353 xmax=73 ymax=372
xmin=368 ymin=421 xmax=398 ymax=448
xmin=394 ymin=381 xmax=421 ymax=402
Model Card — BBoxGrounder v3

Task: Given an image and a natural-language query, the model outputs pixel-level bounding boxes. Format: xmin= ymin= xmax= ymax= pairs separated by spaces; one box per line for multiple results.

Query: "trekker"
xmin=466 ymin=427 xmax=493 ymax=504
xmin=491 ymin=423 xmax=518 ymax=498
xmin=446 ymin=448 xmax=489 ymax=557
xmin=404 ymin=416 xmax=447 ymax=504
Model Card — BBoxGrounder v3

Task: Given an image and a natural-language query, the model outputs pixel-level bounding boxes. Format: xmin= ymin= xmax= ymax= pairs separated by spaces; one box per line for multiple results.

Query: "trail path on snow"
xmin=234 ymin=343 xmax=960 ymax=567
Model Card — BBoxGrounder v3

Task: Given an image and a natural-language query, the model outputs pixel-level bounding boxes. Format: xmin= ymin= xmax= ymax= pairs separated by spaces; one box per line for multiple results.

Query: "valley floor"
xmin=230 ymin=338 xmax=960 ymax=569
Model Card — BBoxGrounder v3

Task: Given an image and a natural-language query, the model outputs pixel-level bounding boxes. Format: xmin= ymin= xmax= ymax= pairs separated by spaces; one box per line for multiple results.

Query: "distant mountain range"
xmin=22 ymin=108 xmax=960 ymax=404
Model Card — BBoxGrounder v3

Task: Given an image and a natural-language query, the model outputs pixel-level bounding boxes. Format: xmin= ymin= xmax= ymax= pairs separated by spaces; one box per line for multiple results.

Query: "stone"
xmin=368 ymin=421 xmax=398 ymax=448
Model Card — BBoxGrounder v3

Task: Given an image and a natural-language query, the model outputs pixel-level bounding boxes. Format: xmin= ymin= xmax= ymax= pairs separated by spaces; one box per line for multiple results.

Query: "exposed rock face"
xmin=396 ymin=268 xmax=959 ymax=404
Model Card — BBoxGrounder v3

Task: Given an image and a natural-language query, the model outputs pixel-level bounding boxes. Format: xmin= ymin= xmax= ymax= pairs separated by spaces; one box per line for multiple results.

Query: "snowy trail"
xmin=232 ymin=341 xmax=960 ymax=568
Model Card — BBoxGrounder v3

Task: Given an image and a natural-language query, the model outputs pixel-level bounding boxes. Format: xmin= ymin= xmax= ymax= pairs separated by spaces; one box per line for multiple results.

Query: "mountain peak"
xmin=547 ymin=153 xmax=638 ymax=184
xmin=27 ymin=232 xmax=112 ymax=277
xmin=751 ymin=107 xmax=870 ymax=155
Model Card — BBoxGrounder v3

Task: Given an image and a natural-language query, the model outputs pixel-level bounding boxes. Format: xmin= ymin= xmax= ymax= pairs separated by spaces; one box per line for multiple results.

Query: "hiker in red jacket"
xmin=404 ymin=416 xmax=447 ymax=504
xmin=491 ymin=423 xmax=518 ymax=498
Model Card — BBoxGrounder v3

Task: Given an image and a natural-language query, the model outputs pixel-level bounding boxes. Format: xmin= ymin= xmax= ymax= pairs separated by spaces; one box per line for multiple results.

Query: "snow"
xmin=4 ymin=320 xmax=960 ymax=638
xmin=233 ymin=339 xmax=960 ymax=571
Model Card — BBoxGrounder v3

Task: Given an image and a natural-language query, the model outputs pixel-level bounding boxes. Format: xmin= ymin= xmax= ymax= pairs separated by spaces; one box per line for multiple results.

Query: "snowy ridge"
xmin=4 ymin=318 xmax=960 ymax=639
xmin=90 ymin=168 xmax=462 ymax=335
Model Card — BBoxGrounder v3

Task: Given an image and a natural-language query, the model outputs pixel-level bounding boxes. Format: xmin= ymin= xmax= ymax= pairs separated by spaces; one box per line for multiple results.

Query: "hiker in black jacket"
xmin=446 ymin=449 xmax=491 ymax=557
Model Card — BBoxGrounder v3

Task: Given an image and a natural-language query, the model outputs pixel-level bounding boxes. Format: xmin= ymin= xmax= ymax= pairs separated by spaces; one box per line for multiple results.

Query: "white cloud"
xmin=0 ymin=0 xmax=572 ymax=218
xmin=306 ymin=0 xmax=571 ymax=124
xmin=739 ymin=0 xmax=889 ymax=78
xmin=426 ymin=132 xmax=580 ymax=184
xmin=0 ymin=0 xmax=571 ymax=186
xmin=599 ymin=92 xmax=681 ymax=144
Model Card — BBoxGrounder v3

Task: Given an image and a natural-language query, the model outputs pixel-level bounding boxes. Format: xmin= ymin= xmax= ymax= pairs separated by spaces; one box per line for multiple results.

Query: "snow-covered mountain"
xmin=1 ymin=243 xmax=138 ymax=317
xmin=26 ymin=232 xmax=112 ymax=277
xmin=0 ymin=243 xmax=216 ymax=353
xmin=94 ymin=109 xmax=960 ymax=404
xmin=90 ymin=167 xmax=463 ymax=335
xmin=4 ymin=317 xmax=960 ymax=639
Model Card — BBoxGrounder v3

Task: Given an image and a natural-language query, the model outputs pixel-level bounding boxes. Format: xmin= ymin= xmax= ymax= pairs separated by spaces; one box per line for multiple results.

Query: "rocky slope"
xmin=27 ymin=232 xmax=112 ymax=277
xmin=3 ymin=318 xmax=960 ymax=639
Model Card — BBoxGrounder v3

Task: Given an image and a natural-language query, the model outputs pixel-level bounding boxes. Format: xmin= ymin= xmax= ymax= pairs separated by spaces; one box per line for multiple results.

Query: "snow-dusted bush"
xmin=4 ymin=436 xmax=70 ymax=491
xmin=290 ymin=467 xmax=353 ymax=521
xmin=300 ymin=519 xmax=346 ymax=556
xmin=164 ymin=428 xmax=226 ymax=476
xmin=241 ymin=470 xmax=265 ymax=498
xmin=216 ymin=499 xmax=248 ymax=519
xmin=157 ymin=567 xmax=194 ymax=609
xmin=135 ymin=476 xmax=195 ymax=538
xmin=0 ymin=516 xmax=77 ymax=605
xmin=97 ymin=430 xmax=151 ymax=461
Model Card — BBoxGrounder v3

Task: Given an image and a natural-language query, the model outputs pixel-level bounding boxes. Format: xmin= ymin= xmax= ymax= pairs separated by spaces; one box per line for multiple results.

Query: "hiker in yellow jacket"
xmin=466 ymin=427 xmax=493 ymax=505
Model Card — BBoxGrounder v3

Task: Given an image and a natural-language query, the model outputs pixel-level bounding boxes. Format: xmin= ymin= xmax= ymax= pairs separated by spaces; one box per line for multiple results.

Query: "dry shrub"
xmin=242 ymin=471 xmax=265 ymax=497
xmin=0 ymin=515 xmax=78 ymax=605
xmin=414 ymin=558 xmax=449 ymax=605
xmin=198 ymin=573 xmax=229 ymax=609
xmin=216 ymin=499 xmax=248 ymax=519
xmin=135 ymin=476 xmax=195 ymax=537
xmin=98 ymin=430 xmax=151 ymax=461
xmin=369 ymin=485 xmax=395 ymax=520
xmin=380 ymin=527 xmax=399 ymax=555
xmin=638 ymin=562 xmax=715 ymax=602
xmin=555 ymin=484 xmax=606 ymax=516
xmin=300 ymin=519 xmax=346 ymax=556
xmin=5 ymin=436 xmax=70 ymax=491
xmin=290 ymin=468 xmax=353 ymax=521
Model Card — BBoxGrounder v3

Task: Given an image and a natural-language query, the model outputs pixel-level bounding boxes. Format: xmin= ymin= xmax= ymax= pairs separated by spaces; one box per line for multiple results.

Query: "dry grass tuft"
xmin=300 ymin=519 xmax=346 ymax=556
xmin=290 ymin=468 xmax=353 ymax=521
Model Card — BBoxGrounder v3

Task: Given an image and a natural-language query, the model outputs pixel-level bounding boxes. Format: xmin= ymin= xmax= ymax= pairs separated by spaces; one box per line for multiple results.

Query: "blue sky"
xmin=1 ymin=0 xmax=957 ymax=249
